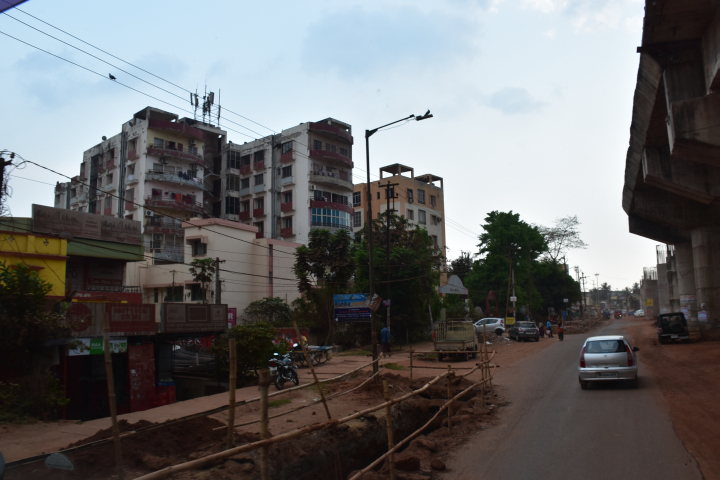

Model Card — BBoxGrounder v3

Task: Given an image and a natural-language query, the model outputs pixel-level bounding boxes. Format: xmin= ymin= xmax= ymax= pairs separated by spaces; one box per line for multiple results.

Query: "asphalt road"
xmin=440 ymin=318 xmax=702 ymax=480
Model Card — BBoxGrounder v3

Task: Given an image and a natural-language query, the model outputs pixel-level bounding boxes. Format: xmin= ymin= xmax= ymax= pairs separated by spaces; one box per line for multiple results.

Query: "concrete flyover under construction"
xmin=623 ymin=0 xmax=720 ymax=338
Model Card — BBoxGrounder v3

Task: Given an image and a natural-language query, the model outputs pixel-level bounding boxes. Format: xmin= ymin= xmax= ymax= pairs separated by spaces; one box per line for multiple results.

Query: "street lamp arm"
xmin=366 ymin=114 xmax=416 ymax=138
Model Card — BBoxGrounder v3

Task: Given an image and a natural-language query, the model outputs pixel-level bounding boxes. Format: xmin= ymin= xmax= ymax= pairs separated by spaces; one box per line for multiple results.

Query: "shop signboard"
xmin=334 ymin=294 xmax=372 ymax=322
xmin=32 ymin=204 xmax=142 ymax=245
xmin=68 ymin=337 xmax=127 ymax=356
xmin=162 ymin=304 xmax=228 ymax=333
xmin=228 ymin=308 xmax=237 ymax=328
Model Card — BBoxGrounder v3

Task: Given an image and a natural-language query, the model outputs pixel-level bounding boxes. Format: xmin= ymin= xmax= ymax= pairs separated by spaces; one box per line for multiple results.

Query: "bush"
xmin=0 ymin=372 xmax=69 ymax=422
xmin=212 ymin=323 xmax=288 ymax=384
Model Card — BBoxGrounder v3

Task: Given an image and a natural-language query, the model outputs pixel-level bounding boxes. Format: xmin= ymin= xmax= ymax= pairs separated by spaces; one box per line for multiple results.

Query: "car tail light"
xmin=580 ymin=347 xmax=586 ymax=368
xmin=626 ymin=345 xmax=633 ymax=367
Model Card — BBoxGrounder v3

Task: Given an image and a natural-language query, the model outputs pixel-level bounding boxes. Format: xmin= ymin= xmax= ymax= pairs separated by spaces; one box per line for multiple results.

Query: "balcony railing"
xmin=309 ymin=171 xmax=353 ymax=191
xmin=309 ymin=122 xmax=353 ymax=145
xmin=253 ymin=207 xmax=265 ymax=217
xmin=145 ymin=194 xmax=203 ymax=215
xmin=239 ymin=187 xmax=251 ymax=197
xmin=127 ymin=149 xmax=139 ymax=160
xmin=280 ymin=226 xmax=294 ymax=237
xmin=239 ymin=210 xmax=251 ymax=221
xmin=97 ymin=165 xmax=106 ymax=174
xmin=107 ymin=159 xmax=117 ymax=169
xmin=145 ymin=218 xmax=184 ymax=235
xmin=240 ymin=164 xmax=251 ymax=175
xmin=148 ymin=119 xmax=206 ymax=142
xmin=309 ymin=149 xmax=353 ymax=168
xmin=253 ymin=161 xmax=265 ymax=171
xmin=280 ymin=151 xmax=293 ymax=164
xmin=280 ymin=175 xmax=294 ymax=186
xmin=281 ymin=201 xmax=293 ymax=212
xmin=145 ymin=243 xmax=184 ymax=263
xmin=83 ymin=285 xmax=143 ymax=293
xmin=125 ymin=200 xmax=137 ymax=210
xmin=310 ymin=221 xmax=352 ymax=230
xmin=256 ymin=232 xmax=265 ymax=239
xmin=104 ymin=207 xmax=112 ymax=216
xmin=309 ymin=200 xmax=353 ymax=214
xmin=126 ymin=174 xmax=138 ymax=185
xmin=145 ymin=171 xmax=208 ymax=190
xmin=147 ymin=147 xmax=204 ymax=165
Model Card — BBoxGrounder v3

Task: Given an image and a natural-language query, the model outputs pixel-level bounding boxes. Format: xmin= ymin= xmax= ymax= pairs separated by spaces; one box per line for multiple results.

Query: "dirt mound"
xmin=66 ymin=419 xmax=155 ymax=448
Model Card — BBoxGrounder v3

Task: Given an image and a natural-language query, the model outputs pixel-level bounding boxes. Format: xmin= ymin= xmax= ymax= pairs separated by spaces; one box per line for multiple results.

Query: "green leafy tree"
xmin=353 ymin=214 xmax=442 ymax=342
xmin=293 ymin=228 xmax=356 ymax=344
xmin=212 ymin=323 xmax=285 ymax=383
xmin=449 ymin=251 xmax=473 ymax=283
xmin=242 ymin=297 xmax=291 ymax=326
xmin=600 ymin=282 xmax=612 ymax=302
xmin=0 ymin=262 xmax=73 ymax=420
xmin=189 ymin=258 xmax=216 ymax=303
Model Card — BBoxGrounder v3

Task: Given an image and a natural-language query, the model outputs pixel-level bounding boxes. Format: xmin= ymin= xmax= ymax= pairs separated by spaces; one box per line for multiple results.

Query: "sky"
xmin=0 ymin=0 xmax=657 ymax=291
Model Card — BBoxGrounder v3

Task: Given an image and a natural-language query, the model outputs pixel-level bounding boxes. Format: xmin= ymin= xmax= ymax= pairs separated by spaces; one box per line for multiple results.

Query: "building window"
xmin=225 ymin=196 xmax=239 ymax=215
xmin=70 ymin=188 xmax=77 ymax=199
xmin=153 ymin=137 xmax=164 ymax=148
xmin=431 ymin=195 xmax=436 ymax=207
xmin=104 ymin=197 xmax=112 ymax=209
xmin=253 ymin=197 xmax=264 ymax=210
xmin=241 ymin=200 xmax=250 ymax=212
xmin=254 ymin=173 xmax=264 ymax=186
xmin=165 ymin=286 xmax=183 ymax=302
xmin=127 ymin=164 xmax=135 ymax=176
xmin=282 ymin=141 xmax=292 ymax=154
xmin=188 ymin=145 xmax=198 ymax=155
xmin=313 ymin=140 xmax=322 ymax=150
xmin=241 ymin=177 xmax=250 ymax=189
xmin=418 ymin=210 xmax=426 ymax=224
xmin=340 ymin=147 xmax=348 ymax=157
xmin=107 ymin=173 xmax=113 ymax=186
xmin=281 ymin=165 xmax=292 ymax=178
xmin=353 ymin=191 xmax=361 ymax=206
xmin=254 ymin=221 xmax=264 ymax=233
xmin=407 ymin=209 xmax=414 ymax=221
xmin=240 ymin=154 xmax=251 ymax=168
xmin=311 ymin=208 xmax=351 ymax=228
xmin=354 ymin=211 xmax=362 ymax=227
xmin=417 ymin=189 xmax=425 ymax=204
xmin=283 ymin=216 xmax=292 ymax=229
xmin=431 ymin=215 xmax=438 ymax=225
xmin=326 ymin=143 xmax=336 ymax=153
xmin=254 ymin=150 xmax=265 ymax=163
xmin=125 ymin=188 xmax=134 ymax=202
xmin=431 ymin=235 xmax=438 ymax=247
xmin=377 ymin=192 xmax=380 ymax=200
xmin=407 ymin=189 xmax=414 ymax=203
xmin=154 ymin=288 xmax=159 ymax=303
xmin=227 ymin=151 xmax=241 ymax=169
xmin=283 ymin=191 xmax=292 ymax=204
xmin=227 ymin=174 xmax=240 ymax=191
xmin=191 ymin=239 xmax=207 ymax=256
xmin=190 ymin=284 xmax=203 ymax=301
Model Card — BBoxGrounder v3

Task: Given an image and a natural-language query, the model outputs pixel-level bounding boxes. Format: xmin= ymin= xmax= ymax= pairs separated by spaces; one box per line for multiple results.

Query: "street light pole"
xmin=365 ymin=111 xmax=433 ymax=372
xmin=595 ymin=273 xmax=599 ymax=307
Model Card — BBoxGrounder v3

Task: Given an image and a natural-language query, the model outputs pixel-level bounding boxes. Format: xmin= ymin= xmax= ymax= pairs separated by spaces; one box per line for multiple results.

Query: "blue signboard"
xmin=334 ymin=294 xmax=372 ymax=322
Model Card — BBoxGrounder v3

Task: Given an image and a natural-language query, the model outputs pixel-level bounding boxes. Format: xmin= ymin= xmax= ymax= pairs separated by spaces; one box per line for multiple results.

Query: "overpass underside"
xmin=624 ymin=0 xmax=720 ymax=337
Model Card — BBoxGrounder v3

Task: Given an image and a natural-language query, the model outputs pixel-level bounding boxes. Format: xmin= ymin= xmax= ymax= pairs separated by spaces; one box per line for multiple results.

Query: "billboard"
xmin=32 ymin=204 xmax=142 ymax=245
xmin=334 ymin=294 xmax=372 ymax=322
xmin=66 ymin=303 xmax=156 ymax=336
xmin=68 ymin=337 xmax=128 ymax=356
xmin=162 ymin=304 xmax=228 ymax=333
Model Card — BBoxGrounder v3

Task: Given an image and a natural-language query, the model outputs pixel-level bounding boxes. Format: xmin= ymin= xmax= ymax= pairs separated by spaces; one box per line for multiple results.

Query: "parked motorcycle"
xmin=269 ymin=353 xmax=299 ymax=390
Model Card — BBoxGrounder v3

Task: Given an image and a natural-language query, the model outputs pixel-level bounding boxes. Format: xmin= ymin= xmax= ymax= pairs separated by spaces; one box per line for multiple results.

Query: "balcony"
xmin=127 ymin=149 xmax=139 ymax=161
xmin=280 ymin=175 xmax=294 ymax=186
xmin=145 ymin=171 xmax=208 ymax=191
xmin=126 ymin=174 xmax=138 ymax=185
xmin=309 ymin=122 xmax=353 ymax=145
xmin=69 ymin=196 xmax=79 ymax=206
xmin=104 ymin=207 xmax=112 ymax=216
xmin=255 ymin=232 xmax=265 ymax=239
xmin=309 ymin=171 xmax=353 ymax=191
xmin=104 ymin=184 xmax=117 ymax=194
xmin=253 ymin=207 xmax=265 ymax=217
xmin=146 ymin=244 xmax=184 ymax=263
xmin=310 ymin=221 xmax=352 ymax=231
xmin=204 ymin=158 xmax=220 ymax=176
xmin=280 ymin=151 xmax=293 ymax=164
xmin=239 ymin=187 xmax=251 ymax=197
xmin=253 ymin=161 xmax=265 ymax=171
xmin=145 ymin=194 xmax=203 ymax=215
xmin=125 ymin=200 xmax=137 ymax=210
xmin=309 ymin=200 xmax=353 ymax=214
xmin=239 ymin=210 xmax=251 ymax=221
xmin=281 ymin=226 xmax=294 ymax=237
xmin=145 ymin=218 xmax=184 ymax=236
xmin=97 ymin=165 xmax=106 ymax=174
xmin=147 ymin=147 xmax=203 ymax=165
xmin=253 ymin=183 xmax=265 ymax=194
xmin=281 ymin=201 xmax=293 ymax=212
xmin=309 ymin=149 xmax=353 ymax=168
xmin=76 ymin=192 xmax=88 ymax=203
xmin=148 ymin=119 xmax=205 ymax=142
xmin=240 ymin=164 xmax=251 ymax=175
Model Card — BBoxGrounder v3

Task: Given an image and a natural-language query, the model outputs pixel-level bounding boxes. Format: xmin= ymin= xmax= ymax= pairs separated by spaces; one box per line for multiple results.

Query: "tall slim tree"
xmin=189 ymin=258 xmax=216 ymax=303
xmin=537 ymin=215 xmax=588 ymax=263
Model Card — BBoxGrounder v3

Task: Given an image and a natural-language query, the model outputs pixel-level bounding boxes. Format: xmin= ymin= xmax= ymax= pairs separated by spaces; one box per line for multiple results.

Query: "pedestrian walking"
xmin=381 ymin=325 xmax=391 ymax=357
xmin=546 ymin=320 xmax=553 ymax=338
xmin=558 ymin=321 xmax=564 ymax=341
xmin=539 ymin=324 xmax=546 ymax=338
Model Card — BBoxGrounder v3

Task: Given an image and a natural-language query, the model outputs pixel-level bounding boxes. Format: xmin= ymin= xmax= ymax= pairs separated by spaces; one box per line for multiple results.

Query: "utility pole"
xmin=595 ymin=273 xmax=599 ymax=307
xmin=215 ymin=257 xmax=226 ymax=304
xmin=170 ymin=270 xmax=177 ymax=303
xmin=0 ymin=152 xmax=14 ymax=213
xmin=380 ymin=180 xmax=399 ymax=337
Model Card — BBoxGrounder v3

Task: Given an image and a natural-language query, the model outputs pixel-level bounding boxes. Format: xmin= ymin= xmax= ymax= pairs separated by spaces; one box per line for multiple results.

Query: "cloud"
xmin=522 ymin=0 xmax=641 ymax=32
xmin=300 ymin=6 xmax=479 ymax=80
xmin=485 ymin=87 xmax=546 ymax=114
xmin=543 ymin=29 xmax=557 ymax=37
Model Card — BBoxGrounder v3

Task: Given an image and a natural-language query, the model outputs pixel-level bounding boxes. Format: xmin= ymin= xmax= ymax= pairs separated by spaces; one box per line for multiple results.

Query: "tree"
xmin=211 ymin=323 xmax=284 ymax=383
xmin=449 ymin=251 xmax=473 ymax=283
xmin=242 ymin=297 xmax=291 ymax=326
xmin=600 ymin=282 xmax=612 ymax=302
xmin=537 ymin=215 xmax=587 ymax=263
xmin=0 ymin=262 xmax=73 ymax=420
xmin=293 ymin=228 xmax=356 ymax=344
xmin=353 ymin=214 xmax=443 ymax=342
xmin=189 ymin=258 xmax=216 ymax=303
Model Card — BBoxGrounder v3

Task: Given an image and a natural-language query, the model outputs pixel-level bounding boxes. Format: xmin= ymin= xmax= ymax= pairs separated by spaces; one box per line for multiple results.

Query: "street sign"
xmin=45 ymin=453 xmax=74 ymax=471
xmin=510 ymin=296 xmax=517 ymax=302
xmin=383 ymin=300 xmax=391 ymax=306
xmin=334 ymin=294 xmax=373 ymax=322
xmin=563 ymin=298 xmax=568 ymax=303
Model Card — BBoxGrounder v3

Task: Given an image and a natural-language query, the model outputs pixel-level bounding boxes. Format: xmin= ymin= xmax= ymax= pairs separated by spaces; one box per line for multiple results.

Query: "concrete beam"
xmin=642 ymin=146 xmax=720 ymax=203
xmin=702 ymin=11 xmax=720 ymax=92
xmin=628 ymin=214 xmax=690 ymax=245
xmin=668 ymin=92 xmax=720 ymax=166
xmin=631 ymin=187 xmax=715 ymax=230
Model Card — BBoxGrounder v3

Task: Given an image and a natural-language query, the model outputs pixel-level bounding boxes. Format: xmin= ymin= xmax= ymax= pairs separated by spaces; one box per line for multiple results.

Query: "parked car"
xmin=578 ymin=335 xmax=639 ymax=389
xmin=508 ymin=321 xmax=540 ymax=342
xmin=474 ymin=317 xmax=505 ymax=336
xmin=657 ymin=312 xmax=690 ymax=343
xmin=635 ymin=310 xmax=645 ymax=317
xmin=627 ymin=310 xmax=635 ymax=317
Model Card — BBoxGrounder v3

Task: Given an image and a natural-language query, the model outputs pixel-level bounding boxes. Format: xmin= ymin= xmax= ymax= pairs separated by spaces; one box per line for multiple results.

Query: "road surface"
xmin=440 ymin=317 xmax=702 ymax=479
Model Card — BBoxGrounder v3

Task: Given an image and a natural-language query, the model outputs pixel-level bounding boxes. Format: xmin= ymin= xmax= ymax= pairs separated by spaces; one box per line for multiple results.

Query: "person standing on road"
xmin=546 ymin=320 xmax=553 ymax=338
xmin=381 ymin=325 xmax=391 ymax=357
xmin=558 ymin=321 xmax=564 ymax=341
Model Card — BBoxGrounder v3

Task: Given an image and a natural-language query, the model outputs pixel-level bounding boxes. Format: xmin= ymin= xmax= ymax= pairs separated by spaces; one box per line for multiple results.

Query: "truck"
xmin=433 ymin=320 xmax=478 ymax=361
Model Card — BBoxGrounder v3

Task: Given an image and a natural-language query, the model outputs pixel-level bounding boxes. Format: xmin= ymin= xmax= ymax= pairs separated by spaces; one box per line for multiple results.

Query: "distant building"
xmin=353 ymin=163 xmax=447 ymax=259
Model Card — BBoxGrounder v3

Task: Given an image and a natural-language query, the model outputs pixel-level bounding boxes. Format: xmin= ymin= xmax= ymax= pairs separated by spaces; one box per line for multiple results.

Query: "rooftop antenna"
xmin=217 ymin=89 xmax=221 ymax=128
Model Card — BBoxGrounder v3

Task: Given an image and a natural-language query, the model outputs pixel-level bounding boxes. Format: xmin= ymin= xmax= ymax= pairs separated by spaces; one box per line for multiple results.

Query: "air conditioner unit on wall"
xmin=310 ymin=185 xmax=316 ymax=190
xmin=145 ymin=210 xmax=154 ymax=217
xmin=189 ymin=139 xmax=196 ymax=146
xmin=160 ymin=157 xmax=168 ymax=164
xmin=191 ymin=164 xmax=198 ymax=170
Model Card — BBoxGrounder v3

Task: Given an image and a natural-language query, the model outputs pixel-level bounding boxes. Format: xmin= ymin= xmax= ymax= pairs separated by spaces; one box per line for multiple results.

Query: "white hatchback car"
xmin=635 ymin=310 xmax=645 ymax=317
xmin=578 ymin=335 xmax=639 ymax=389
xmin=474 ymin=317 xmax=505 ymax=336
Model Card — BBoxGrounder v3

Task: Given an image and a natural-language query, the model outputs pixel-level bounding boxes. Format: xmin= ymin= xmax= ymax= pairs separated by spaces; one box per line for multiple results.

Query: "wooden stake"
xmin=102 ymin=313 xmax=124 ymax=480
xmin=227 ymin=337 xmax=237 ymax=449
xmin=383 ymin=380 xmax=396 ymax=480
xmin=259 ymin=369 xmax=271 ymax=480
xmin=447 ymin=365 xmax=453 ymax=433
xmin=292 ymin=320 xmax=332 ymax=420
xmin=483 ymin=325 xmax=494 ymax=397
xmin=409 ymin=348 xmax=414 ymax=384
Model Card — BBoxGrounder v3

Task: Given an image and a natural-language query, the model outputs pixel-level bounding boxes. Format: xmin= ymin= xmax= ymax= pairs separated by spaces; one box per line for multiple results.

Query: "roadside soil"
xmin=3 ymin=334 xmax=557 ymax=479
xmin=622 ymin=317 xmax=720 ymax=480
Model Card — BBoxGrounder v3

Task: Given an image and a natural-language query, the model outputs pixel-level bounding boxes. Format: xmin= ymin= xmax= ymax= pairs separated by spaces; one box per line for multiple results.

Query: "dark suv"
xmin=657 ymin=313 xmax=690 ymax=343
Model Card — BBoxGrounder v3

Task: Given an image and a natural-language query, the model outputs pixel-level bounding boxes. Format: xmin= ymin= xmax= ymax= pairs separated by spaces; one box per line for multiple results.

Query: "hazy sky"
xmin=0 ymin=0 xmax=656 ymax=291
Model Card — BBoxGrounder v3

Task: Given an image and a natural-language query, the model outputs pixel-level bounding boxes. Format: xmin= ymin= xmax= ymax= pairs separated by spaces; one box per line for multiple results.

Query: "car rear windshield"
xmin=585 ymin=340 xmax=626 ymax=354
xmin=659 ymin=314 xmax=685 ymax=325
xmin=517 ymin=323 xmax=535 ymax=328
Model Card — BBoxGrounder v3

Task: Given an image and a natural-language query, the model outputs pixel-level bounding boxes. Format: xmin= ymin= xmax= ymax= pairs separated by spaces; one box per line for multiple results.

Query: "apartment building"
xmin=354 ymin=163 xmax=446 ymax=255
xmin=213 ymin=118 xmax=354 ymax=243
xmin=55 ymin=107 xmax=228 ymax=264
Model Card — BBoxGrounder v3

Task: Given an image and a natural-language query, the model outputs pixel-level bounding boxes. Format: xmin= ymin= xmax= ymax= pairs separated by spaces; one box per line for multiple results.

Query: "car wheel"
xmin=535 ymin=337 xmax=540 ymax=342
xmin=631 ymin=377 xmax=639 ymax=389
xmin=515 ymin=335 xmax=521 ymax=342
xmin=463 ymin=352 xmax=469 ymax=361
xmin=495 ymin=329 xmax=503 ymax=336
xmin=580 ymin=381 xmax=588 ymax=390
xmin=437 ymin=353 xmax=444 ymax=362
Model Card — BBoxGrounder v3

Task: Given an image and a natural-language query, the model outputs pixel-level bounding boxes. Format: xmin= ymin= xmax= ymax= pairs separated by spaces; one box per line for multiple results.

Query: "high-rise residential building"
xmin=353 ymin=162 xmax=446 ymax=260
xmin=55 ymin=107 xmax=354 ymax=262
